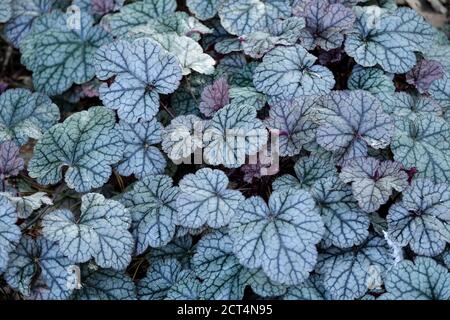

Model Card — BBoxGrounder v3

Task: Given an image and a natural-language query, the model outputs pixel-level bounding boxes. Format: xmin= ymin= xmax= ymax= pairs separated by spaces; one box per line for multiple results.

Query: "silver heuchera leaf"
xmin=382 ymin=92 xmax=442 ymax=121
xmin=28 ymin=107 xmax=124 ymax=193
xmin=0 ymin=140 xmax=24 ymax=179
xmin=165 ymin=273 xmax=201 ymax=300
xmin=344 ymin=7 xmax=437 ymax=73
xmin=294 ymin=0 xmax=355 ymax=50
xmin=203 ymin=103 xmax=268 ymax=168
xmin=406 ymin=59 xmax=444 ymax=94
xmin=381 ymin=256 xmax=450 ymax=300
xmin=73 ymin=268 xmax=137 ymax=300
xmin=0 ymin=196 xmax=21 ymax=273
xmin=42 ymin=193 xmax=133 ymax=270
xmin=272 ymin=155 xmax=337 ymax=191
xmin=0 ymin=89 xmax=60 ymax=146
xmin=137 ymin=258 xmax=191 ymax=300
xmin=0 ymin=0 xmax=12 ymax=23
xmin=4 ymin=0 xmax=54 ymax=47
xmin=340 ymin=157 xmax=409 ymax=213
xmin=20 ymin=12 xmax=112 ymax=95
xmin=176 ymin=168 xmax=244 ymax=229
xmin=105 ymin=0 xmax=177 ymax=36
xmin=4 ymin=236 xmax=74 ymax=300
xmin=199 ymin=77 xmax=230 ymax=118
xmin=347 ymin=65 xmax=395 ymax=101
xmin=284 ymin=274 xmax=330 ymax=300
xmin=229 ymin=86 xmax=266 ymax=111
xmin=187 ymin=0 xmax=221 ymax=20
xmin=122 ymin=175 xmax=179 ymax=254
xmin=161 ymin=115 xmax=204 ymax=162
xmin=229 ymin=189 xmax=324 ymax=285
xmin=429 ymin=72 xmax=450 ymax=108
xmin=264 ymin=98 xmax=317 ymax=157
xmin=74 ymin=0 xmax=125 ymax=16
xmin=387 ymin=179 xmax=450 ymax=256
xmin=253 ymin=45 xmax=335 ymax=101
xmin=219 ymin=0 xmax=291 ymax=36
xmin=95 ymin=38 xmax=182 ymax=123
xmin=148 ymin=235 xmax=194 ymax=268
xmin=241 ymin=17 xmax=306 ymax=59
xmin=192 ymin=230 xmax=285 ymax=300
xmin=315 ymin=90 xmax=393 ymax=164
xmin=0 ymin=192 xmax=52 ymax=219
xmin=391 ymin=114 xmax=450 ymax=183
xmin=311 ymin=177 xmax=370 ymax=249
xmin=317 ymin=236 xmax=391 ymax=300
xmin=117 ymin=119 xmax=166 ymax=178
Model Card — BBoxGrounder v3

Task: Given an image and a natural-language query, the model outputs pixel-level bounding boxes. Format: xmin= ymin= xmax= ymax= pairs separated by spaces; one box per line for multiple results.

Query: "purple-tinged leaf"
xmin=0 ymin=141 xmax=24 ymax=179
xmin=199 ymin=77 xmax=230 ymax=118
xmin=318 ymin=48 xmax=343 ymax=65
xmin=406 ymin=59 xmax=444 ymax=93
xmin=294 ymin=0 xmax=355 ymax=50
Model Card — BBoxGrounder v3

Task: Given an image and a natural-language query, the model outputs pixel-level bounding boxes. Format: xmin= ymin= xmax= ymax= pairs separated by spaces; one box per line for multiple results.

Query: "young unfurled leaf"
xmin=199 ymin=77 xmax=230 ymax=118
xmin=381 ymin=257 xmax=450 ymax=300
xmin=0 ymin=196 xmax=21 ymax=273
xmin=406 ymin=59 xmax=444 ymax=93
xmin=347 ymin=65 xmax=395 ymax=101
xmin=177 ymin=168 xmax=244 ymax=229
xmin=265 ymin=98 xmax=317 ymax=156
xmin=117 ymin=119 xmax=166 ymax=178
xmin=73 ymin=268 xmax=137 ymax=300
xmin=203 ymin=103 xmax=268 ymax=168
xmin=1 ymin=192 xmax=52 ymax=219
xmin=21 ymin=12 xmax=111 ymax=95
xmin=105 ymin=0 xmax=177 ymax=36
xmin=4 ymin=236 xmax=74 ymax=299
xmin=387 ymin=179 xmax=450 ymax=256
xmin=192 ymin=230 xmax=286 ymax=300
xmin=241 ymin=17 xmax=306 ymax=58
xmin=42 ymin=193 xmax=133 ymax=270
xmin=28 ymin=107 xmax=123 ymax=192
xmin=219 ymin=0 xmax=291 ymax=36
xmin=187 ymin=0 xmax=221 ymax=20
xmin=122 ymin=175 xmax=179 ymax=253
xmin=340 ymin=157 xmax=409 ymax=213
xmin=0 ymin=141 xmax=24 ymax=180
xmin=253 ymin=45 xmax=335 ymax=101
xmin=137 ymin=258 xmax=192 ymax=300
xmin=293 ymin=0 xmax=355 ymax=50
xmin=311 ymin=177 xmax=370 ymax=248
xmin=317 ymin=236 xmax=391 ymax=300
xmin=161 ymin=115 xmax=204 ymax=162
xmin=145 ymin=32 xmax=216 ymax=75
xmin=345 ymin=7 xmax=437 ymax=73
xmin=315 ymin=90 xmax=393 ymax=164
xmin=391 ymin=114 xmax=450 ymax=183
xmin=273 ymin=155 xmax=337 ymax=191
xmin=429 ymin=72 xmax=450 ymax=108
xmin=229 ymin=189 xmax=324 ymax=285
xmin=0 ymin=89 xmax=59 ymax=146
xmin=4 ymin=0 xmax=54 ymax=46
xmin=95 ymin=38 xmax=182 ymax=123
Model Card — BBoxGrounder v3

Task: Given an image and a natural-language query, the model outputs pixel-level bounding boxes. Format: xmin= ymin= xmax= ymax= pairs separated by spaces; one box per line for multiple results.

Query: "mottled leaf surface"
xmin=28 ymin=107 xmax=123 ymax=192
xmin=95 ymin=38 xmax=182 ymax=123
xmin=0 ymin=89 xmax=59 ymax=146
xmin=406 ymin=59 xmax=444 ymax=93
xmin=177 ymin=168 xmax=244 ymax=228
xmin=0 ymin=196 xmax=21 ymax=273
xmin=42 ymin=193 xmax=133 ymax=269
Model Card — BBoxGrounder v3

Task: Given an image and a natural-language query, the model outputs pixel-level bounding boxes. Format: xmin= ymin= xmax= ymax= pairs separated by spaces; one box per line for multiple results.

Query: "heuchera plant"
xmin=0 ymin=0 xmax=450 ymax=301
